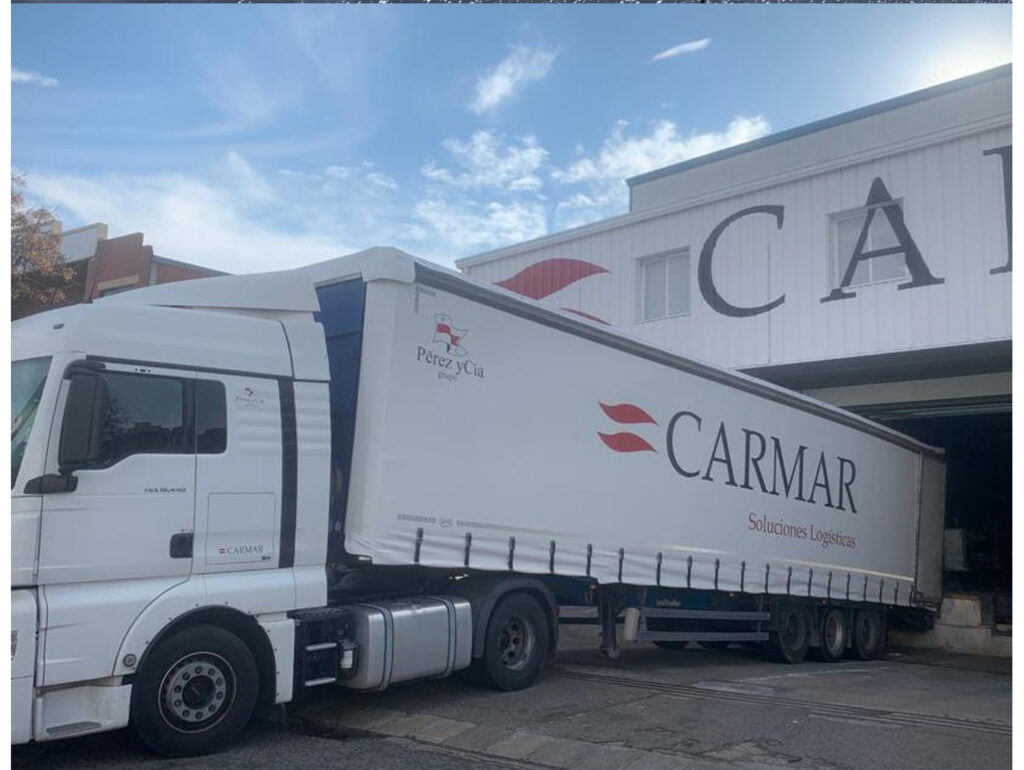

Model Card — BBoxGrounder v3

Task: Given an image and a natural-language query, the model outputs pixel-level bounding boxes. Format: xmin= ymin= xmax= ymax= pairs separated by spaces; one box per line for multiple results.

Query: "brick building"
xmin=13 ymin=223 xmax=225 ymax=320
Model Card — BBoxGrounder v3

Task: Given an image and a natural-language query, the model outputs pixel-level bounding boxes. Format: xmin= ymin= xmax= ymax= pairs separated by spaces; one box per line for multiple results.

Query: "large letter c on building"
xmin=698 ymin=205 xmax=786 ymax=317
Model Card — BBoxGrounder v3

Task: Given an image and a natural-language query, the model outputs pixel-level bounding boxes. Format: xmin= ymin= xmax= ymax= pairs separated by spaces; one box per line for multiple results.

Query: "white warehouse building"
xmin=458 ymin=65 xmax=1012 ymax=641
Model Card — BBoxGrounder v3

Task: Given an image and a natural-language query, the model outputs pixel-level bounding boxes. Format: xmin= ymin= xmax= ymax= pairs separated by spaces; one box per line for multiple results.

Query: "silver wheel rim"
xmin=499 ymin=614 xmax=535 ymax=672
xmin=158 ymin=651 xmax=236 ymax=733
xmin=856 ymin=613 xmax=879 ymax=653
xmin=781 ymin=609 xmax=804 ymax=651
xmin=824 ymin=612 xmax=845 ymax=655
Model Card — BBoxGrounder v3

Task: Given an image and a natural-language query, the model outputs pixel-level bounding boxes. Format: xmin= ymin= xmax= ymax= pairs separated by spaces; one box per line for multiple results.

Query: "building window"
xmin=99 ymin=284 xmax=135 ymax=297
xmin=831 ymin=204 xmax=909 ymax=288
xmin=639 ymin=250 xmax=690 ymax=322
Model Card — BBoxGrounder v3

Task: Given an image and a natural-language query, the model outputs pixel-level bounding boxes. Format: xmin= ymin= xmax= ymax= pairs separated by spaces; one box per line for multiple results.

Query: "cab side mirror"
xmin=58 ymin=373 xmax=109 ymax=473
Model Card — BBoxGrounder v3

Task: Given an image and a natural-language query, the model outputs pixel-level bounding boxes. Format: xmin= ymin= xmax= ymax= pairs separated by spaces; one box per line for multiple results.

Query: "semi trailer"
xmin=11 ymin=247 xmax=945 ymax=756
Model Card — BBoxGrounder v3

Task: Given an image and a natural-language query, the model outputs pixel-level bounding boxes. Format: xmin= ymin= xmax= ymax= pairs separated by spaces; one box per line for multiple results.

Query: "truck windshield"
xmin=12 ymin=357 xmax=51 ymax=488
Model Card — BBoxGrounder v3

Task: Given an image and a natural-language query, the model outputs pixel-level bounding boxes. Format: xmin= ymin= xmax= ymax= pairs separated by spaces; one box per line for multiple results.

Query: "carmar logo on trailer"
xmin=597 ymin=402 xmax=659 ymax=453
xmin=597 ymin=401 xmax=858 ymax=514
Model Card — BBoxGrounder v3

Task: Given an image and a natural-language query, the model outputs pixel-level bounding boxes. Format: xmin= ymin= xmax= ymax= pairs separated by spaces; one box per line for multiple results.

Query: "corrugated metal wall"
xmin=464 ymin=125 xmax=1011 ymax=371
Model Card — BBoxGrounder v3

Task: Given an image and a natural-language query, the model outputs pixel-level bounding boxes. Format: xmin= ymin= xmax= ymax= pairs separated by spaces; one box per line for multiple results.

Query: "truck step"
xmin=303 ymin=676 xmax=338 ymax=687
xmin=306 ymin=642 xmax=339 ymax=652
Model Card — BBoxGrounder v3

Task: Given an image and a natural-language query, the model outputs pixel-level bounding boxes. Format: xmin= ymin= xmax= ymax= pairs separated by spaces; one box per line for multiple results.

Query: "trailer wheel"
xmin=813 ymin=608 xmax=848 ymax=662
xmin=699 ymin=640 xmax=732 ymax=651
xmin=131 ymin=625 xmax=259 ymax=757
xmin=766 ymin=605 xmax=810 ymax=664
xmin=652 ymin=641 xmax=689 ymax=651
xmin=471 ymin=592 xmax=549 ymax=691
xmin=849 ymin=609 xmax=886 ymax=661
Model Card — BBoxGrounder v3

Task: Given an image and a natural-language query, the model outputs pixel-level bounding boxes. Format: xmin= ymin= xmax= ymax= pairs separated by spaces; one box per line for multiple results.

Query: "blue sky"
xmin=12 ymin=4 xmax=1012 ymax=272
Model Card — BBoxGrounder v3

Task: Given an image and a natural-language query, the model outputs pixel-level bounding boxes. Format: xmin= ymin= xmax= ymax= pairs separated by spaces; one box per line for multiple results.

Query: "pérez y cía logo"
xmin=416 ymin=314 xmax=485 ymax=382
xmin=235 ymin=385 xmax=266 ymax=406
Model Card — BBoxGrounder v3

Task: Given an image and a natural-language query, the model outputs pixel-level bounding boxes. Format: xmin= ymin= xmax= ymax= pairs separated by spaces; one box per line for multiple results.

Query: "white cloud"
xmin=471 ymin=44 xmax=558 ymax=114
xmin=554 ymin=115 xmax=771 ymax=185
xmin=27 ymin=167 xmax=351 ymax=274
xmin=12 ymin=68 xmax=58 ymax=88
xmin=324 ymin=165 xmax=353 ymax=180
xmin=422 ymin=131 xmax=548 ymax=192
xmin=277 ymin=168 xmax=324 ymax=182
xmin=366 ymin=172 xmax=399 ymax=191
xmin=412 ymin=130 xmax=552 ymax=253
xmin=281 ymin=162 xmax=400 ymax=195
xmin=24 ymin=149 xmax=426 ymax=273
xmin=649 ymin=38 xmax=711 ymax=63
xmin=226 ymin=150 xmax=277 ymax=203
xmin=191 ymin=53 xmax=304 ymax=136
xmin=553 ymin=191 xmax=619 ymax=232
xmin=414 ymin=198 xmax=548 ymax=252
xmin=550 ymin=115 xmax=771 ymax=227
xmin=22 ymin=112 xmax=772 ymax=271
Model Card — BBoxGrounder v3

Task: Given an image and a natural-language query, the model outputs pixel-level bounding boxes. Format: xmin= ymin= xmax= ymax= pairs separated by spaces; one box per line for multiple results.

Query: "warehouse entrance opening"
xmin=884 ymin=411 xmax=1011 ymax=624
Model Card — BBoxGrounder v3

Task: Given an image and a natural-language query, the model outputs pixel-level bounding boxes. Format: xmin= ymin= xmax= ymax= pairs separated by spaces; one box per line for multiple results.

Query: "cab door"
xmin=36 ymin=362 xmax=199 ymax=686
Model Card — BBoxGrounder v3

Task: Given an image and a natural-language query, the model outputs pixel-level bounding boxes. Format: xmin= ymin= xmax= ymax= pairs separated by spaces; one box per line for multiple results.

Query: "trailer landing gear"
xmin=597 ymin=587 xmax=623 ymax=660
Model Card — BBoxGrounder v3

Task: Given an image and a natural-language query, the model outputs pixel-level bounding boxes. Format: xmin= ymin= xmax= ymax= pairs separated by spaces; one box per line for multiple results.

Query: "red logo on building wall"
xmin=495 ymin=258 xmax=611 ymax=325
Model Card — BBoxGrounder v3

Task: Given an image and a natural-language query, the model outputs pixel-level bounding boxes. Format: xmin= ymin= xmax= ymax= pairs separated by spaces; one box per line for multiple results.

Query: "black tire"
xmin=812 ymin=608 xmax=848 ymax=662
xmin=699 ymin=640 xmax=732 ymax=650
xmin=470 ymin=592 xmax=549 ymax=691
xmin=766 ymin=604 xmax=811 ymax=664
xmin=131 ymin=625 xmax=259 ymax=757
xmin=653 ymin=641 xmax=689 ymax=651
xmin=849 ymin=609 xmax=886 ymax=661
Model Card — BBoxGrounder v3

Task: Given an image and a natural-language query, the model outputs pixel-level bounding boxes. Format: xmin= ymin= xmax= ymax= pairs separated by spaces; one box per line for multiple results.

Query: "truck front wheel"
xmin=471 ymin=592 xmax=549 ymax=691
xmin=131 ymin=625 xmax=259 ymax=757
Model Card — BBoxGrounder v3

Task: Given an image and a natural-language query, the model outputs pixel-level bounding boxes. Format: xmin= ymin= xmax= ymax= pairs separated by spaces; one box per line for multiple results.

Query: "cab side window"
xmin=88 ymin=372 xmax=228 ymax=466
xmin=196 ymin=379 xmax=227 ymax=454
xmin=100 ymin=373 xmax=187 ymax=463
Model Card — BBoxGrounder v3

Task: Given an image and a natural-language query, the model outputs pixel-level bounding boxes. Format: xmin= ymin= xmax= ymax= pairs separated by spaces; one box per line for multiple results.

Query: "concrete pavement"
xmin=13 ymin=625 xmax=1011 ymax=770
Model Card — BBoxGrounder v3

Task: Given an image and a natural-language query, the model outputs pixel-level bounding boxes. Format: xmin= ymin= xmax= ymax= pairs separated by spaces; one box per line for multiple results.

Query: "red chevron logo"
xmin=495 ymin=258 xmax=609 ymax=300
xmin=597 ymin=401 xmax=658 ymax=453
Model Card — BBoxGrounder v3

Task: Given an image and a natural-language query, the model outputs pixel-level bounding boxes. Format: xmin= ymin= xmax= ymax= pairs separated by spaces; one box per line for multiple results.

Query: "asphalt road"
xmin=11 ymin=724 xmax=520 ymax=770
xmin=13 ymin=627 xmax=1011 ymax=770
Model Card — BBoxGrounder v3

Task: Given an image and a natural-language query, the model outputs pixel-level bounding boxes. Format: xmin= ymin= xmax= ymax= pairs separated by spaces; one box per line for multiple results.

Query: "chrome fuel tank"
xmin=341 ymin=596 xmax=472 ymax=691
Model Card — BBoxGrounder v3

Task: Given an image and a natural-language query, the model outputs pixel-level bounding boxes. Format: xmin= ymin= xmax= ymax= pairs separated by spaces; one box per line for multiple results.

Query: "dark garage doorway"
xmin=876 ymin=409 xmax=1011 ymax=623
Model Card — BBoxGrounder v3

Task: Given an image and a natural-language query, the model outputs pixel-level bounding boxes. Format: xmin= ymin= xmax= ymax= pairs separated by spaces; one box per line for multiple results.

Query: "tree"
xmin=12 ymin=173 xmax=74 ymax=309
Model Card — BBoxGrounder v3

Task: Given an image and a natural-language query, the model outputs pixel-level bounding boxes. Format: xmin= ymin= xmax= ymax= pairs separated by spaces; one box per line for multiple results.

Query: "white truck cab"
xmin=11 ymin=270 xmax=334 ymax=751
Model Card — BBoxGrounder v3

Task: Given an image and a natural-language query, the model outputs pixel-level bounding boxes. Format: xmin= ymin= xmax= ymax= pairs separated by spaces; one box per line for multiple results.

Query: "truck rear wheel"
xmin=849 ymin=609 xmax=886 ymax=661
xmin=471 ymin=592 xmax=548 ymax=691
xmin=766 ymin=605 xmax=810 ymax=664
xmin=699 ymin=640 xmax=732 ymax=650
xmin=131 ymin=625 xmax=259 ymax=757
xmin=653 ymin=640 xmax=689 ymax=651
xmin=813 ymin=607 xmax=848 ymax=662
